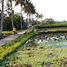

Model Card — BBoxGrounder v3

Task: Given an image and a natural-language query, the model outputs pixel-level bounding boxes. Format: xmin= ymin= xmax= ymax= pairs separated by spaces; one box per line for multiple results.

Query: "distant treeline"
xmin=3 ymin=14 xmax=28 ymax=31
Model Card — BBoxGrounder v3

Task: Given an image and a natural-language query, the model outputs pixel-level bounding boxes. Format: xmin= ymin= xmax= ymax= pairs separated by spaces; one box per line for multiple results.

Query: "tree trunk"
xmin=27 ymin=13 xmax=30 ymax=32
xmin=20 ymin=5 xmax=23 ymax=30
xmin=31 ymin=14 xmax=34 ymax=32
xmin=11 ymin=1 xmax=14 ymax=30
xmin=27 ymin=13 xmax=29 ymax=28
xmin=0 ymin=0 xmax=4 ymax=39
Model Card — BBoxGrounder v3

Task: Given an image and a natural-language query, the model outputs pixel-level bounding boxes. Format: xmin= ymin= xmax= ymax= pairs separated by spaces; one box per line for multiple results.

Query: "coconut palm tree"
xmin=35 ymin=13 xmax=43 ymax=24
xmin=1 ymin=0 xmax=4 ymax=31
xmin=23 ymin=1 xmax=31 ymax=27
xmin=35 ymin=12 xmax=39 ymax=21
xmin=15 ymin=0 xmax=26 ymax=30
xmin=0 ymin=0 xmax=4 ymax=39
xmin=30 ymin=3 xmax=36 ymax=32
xmin=23 ymin=1 xmax=36 ymax=32
xmin=6 ymin=0 xmax=15 ymax=31
xmin=39 ymin=14 xmax=43 ymax=21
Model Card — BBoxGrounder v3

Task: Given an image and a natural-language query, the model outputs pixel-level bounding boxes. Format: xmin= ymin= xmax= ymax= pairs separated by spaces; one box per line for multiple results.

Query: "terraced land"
xmin=1 ymin=33 xmax=67 ymax=67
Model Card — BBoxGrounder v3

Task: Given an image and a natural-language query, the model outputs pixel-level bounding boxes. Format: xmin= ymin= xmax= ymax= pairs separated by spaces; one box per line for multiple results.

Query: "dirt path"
xmin=0 ymin=30 xmax=26 ymax=46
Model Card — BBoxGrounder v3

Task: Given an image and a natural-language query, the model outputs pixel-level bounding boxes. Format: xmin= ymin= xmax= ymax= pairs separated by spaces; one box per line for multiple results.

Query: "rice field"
xmin=2 ymin=33 xmax=67 ymax=67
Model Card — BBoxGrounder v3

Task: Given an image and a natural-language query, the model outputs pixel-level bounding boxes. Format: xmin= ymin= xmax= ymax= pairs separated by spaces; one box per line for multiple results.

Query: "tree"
xmin=3 ymin=16 xmax=12 ymax=31
xmin=0 ymin=0 xmax=4 ymax=39
xmin=13 ymin=14 xmax=27 ymax=30
xmin=45 ymin=18 xmax=54 ymax=24
xmin=23 ymin=1 xmax=31 ymax=27
xmin=23 ymin=1 xmax=36 ymax=32
xmin=35 ymin=13 xmax=43 ymax=25
xmin=6 ymin=0 xmax=15 ymax=30
xmin=3 ymin=14 xmax=27 ymax=30
xmin=36 ymin=13 xmax=43 ymax=21
xmin=30 ymin=3 xmax=36 ymax=32
xmin=15 ymin=0 xmax=26 ymax=30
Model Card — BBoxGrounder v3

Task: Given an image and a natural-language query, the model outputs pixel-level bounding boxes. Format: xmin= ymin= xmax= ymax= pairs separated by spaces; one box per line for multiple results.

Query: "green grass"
xmin=0 ymin=32 xmax=36 ymax=61
xmin=35 ymin=23 xmax=67 ymax=33
xmin=46 ymin=23 xmax=67 ymax=27
xmin=3 ymin=44 xmax=67 ymax=67
xmin=2 ymin=31 xmax=14 ymax=37
xmin=35 ymin=23 xmax=67 ymax=28
xmin=2 ymin=31 xmax=13 ymax=35
xmin=1 ymin=30 xmax=67 ymax=67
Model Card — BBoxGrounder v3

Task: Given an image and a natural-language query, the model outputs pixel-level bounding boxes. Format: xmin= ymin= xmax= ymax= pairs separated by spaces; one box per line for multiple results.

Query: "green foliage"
xmin=45 ymin=18 xmax=55 ymax=24
xmin=1 ymin=32 xmax=67 ymax=67
xmin=2 ymin=31 xmax=13 ymax=37
xmin=35 ymin=23 xmax=67 ymax=33
xmin=3 ymin=44 xmax=67 ymax=67
xmin=0 ymin=32 xmax=35 ymax=61
xmin=35 ymin=22 xmax=67 ymax=28
xmin=3 ymin=17 xmax=12 ymax=30
xmin=3 ymin=14 xmax=27 ymax=31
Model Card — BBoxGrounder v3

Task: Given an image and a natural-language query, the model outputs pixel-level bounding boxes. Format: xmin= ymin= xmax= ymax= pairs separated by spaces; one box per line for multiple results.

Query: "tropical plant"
xmin=0 ymin=0 xmax=4 ymax=39
xmin=30 ymin=3 xmax=36 ymax=32
xmin=36 ymin=13 xmax=43 ymax=21
xmin=3 ymin=14 xmax=27 ymax=31
xmin=6 ymin=0 xmax=15 ymax=31
xmin=15 ymin=0 xmax=26 ymax=30
xmin=45 ymin=18 xmax=55 ymax=24
xmin=23 ymin=1 xmax=36 ymax=32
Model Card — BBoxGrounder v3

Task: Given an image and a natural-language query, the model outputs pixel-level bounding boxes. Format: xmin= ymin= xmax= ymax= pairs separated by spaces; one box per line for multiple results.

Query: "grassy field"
xmin=42 ymin=22 xmax=67 ymax=27
xmin=35 ymin=23 xmax=67 ymax=33
xmin=0 ymin=32 xmax=35 ymax=62
xmin=2 ymin=31 xmax=13 ymax=37
xmin=3 ymin=43 xmax=67 ymax=67
xmin=35 ymin=23 xmax=67 ymax=29
xmin=42 ymin=27 xmax=67 ymax=32
xmin=1 ymin=26 xmax=67 ymax=67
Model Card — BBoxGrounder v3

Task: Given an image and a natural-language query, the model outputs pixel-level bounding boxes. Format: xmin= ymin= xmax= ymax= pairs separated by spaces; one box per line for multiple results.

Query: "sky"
xmin=30 ymin=0 xmax=67 ymax=21
xmin=1 ymin=0 xmax=67 ymax=21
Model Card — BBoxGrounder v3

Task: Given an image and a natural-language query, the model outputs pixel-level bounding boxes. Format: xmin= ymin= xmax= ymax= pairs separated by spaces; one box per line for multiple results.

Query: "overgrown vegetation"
xmin=2 ymin=31 xmax=13 ymax=37
xmin=1 ymin=31 xmax=67 ymax=67
xmin=35 ymin=22 xmax=67 ymax=29
xmin=3 ymin=14 xmax=27 ymax=31
xmin=2 ymin=43 xmax=67 ymax=67
xmin=0 ymin=32 xmax=35 ymax=62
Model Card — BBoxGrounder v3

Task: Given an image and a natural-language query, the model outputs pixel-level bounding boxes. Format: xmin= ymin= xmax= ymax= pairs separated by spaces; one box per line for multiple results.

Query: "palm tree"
xmin=1 ymin=0 xmax=4 ymax=31
xmin=35 ymin=13 xmax=43 ymax=24
xmin=0 ymin=0 xmax=4 ymax=39
xmin=35 ymin=12 xmax=39 ymax=21
xmin=23 ymin=1 xmax=31 ymax=27
xmin=23 ymin=1 xmax=36 ymax=32
xmin=6 ymin=0 xmax=15 ymax=31
xmin=15 ymin=0 xmax=26 ymax=30
xmin=39 ymin=14 xmax=43 ymax=21
xmin=30 ymin=3 xmax=36 ymax=32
